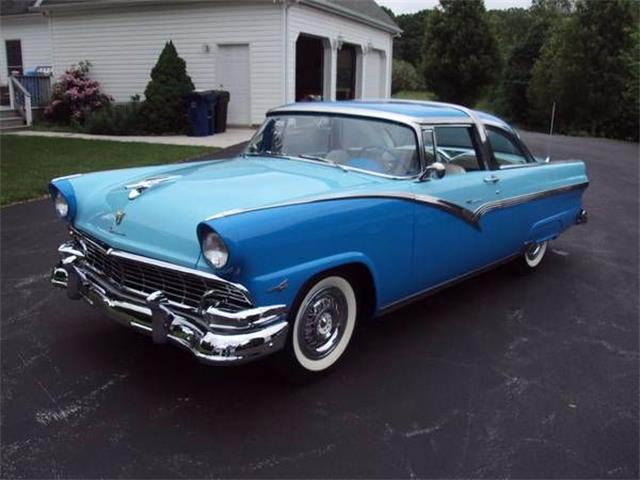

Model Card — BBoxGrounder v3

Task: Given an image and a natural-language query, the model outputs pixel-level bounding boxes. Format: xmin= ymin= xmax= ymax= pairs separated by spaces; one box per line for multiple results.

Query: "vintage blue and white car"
xmin=50 ymin=100 xmax=589 ymax=378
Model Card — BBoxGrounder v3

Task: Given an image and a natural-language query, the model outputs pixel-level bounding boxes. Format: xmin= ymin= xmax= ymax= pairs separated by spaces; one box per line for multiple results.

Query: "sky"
xmin=377 ymin=0 xmax=533 ymax=14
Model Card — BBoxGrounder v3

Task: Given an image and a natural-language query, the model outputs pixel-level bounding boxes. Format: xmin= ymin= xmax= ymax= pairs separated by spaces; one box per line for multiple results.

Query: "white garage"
xmin=2 ymin=0 xmax=400 ymax=126
xmin=364 ymin=48 xmax=386 ymax=99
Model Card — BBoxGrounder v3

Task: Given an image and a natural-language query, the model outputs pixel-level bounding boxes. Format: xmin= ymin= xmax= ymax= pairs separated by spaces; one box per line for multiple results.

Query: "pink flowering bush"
xmin=44 ymin=61 xmax=112 ymax=124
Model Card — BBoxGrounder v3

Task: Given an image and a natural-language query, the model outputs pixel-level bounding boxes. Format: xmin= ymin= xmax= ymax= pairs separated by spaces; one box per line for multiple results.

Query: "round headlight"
xmin=201 ymin=230 xmax=229 ymax=269
xmin=54 ymin=191 xmax=69 ymax=218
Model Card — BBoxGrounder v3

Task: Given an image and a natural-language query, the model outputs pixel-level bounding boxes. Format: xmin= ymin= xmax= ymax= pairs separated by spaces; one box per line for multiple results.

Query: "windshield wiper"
xmin=297 ymin=154 xmax=348 ymax=172
xmin=244 ymin=151 xmax=348 ymax=172
xmin=244 ymin=150 xmax=282 ymax=157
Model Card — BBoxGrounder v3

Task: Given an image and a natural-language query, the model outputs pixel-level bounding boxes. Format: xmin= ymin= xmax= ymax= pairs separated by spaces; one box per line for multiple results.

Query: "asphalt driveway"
xmin=1 ymin=132 xmax=638 ymax=478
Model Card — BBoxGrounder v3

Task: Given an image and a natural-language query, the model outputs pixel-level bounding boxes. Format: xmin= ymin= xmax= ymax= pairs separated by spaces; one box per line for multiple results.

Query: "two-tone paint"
xmin=49 ymin=100 xmax=589 ymax=365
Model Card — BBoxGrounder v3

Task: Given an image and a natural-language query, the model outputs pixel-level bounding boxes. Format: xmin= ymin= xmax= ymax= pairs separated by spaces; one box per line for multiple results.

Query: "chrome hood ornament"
xmin=114 ymin=210 xmax=126 ymax=226
xmin=125 ymin=175 xmax=180 ymax=200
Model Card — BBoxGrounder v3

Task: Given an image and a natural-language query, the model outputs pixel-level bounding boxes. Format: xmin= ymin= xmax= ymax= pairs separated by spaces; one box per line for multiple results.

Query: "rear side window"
xmin=433 ymin=126 xmax=483 ymax=172
xmin=487 ymin=127 xmax=531 ymax=167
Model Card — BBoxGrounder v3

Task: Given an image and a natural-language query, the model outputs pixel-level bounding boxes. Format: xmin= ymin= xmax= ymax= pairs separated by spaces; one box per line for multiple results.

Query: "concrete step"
xmin=0 ymin=116 xmax=25 ymax=130
xmin=0 ymin=108 xmax=19 ymax=119
xmin=0 ymin=124 xmax=30 ymax=133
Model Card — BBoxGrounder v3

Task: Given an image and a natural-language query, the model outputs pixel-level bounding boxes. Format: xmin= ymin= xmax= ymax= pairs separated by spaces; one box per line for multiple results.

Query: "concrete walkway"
xmin=4 ymin=127 xmax=256 ymax=148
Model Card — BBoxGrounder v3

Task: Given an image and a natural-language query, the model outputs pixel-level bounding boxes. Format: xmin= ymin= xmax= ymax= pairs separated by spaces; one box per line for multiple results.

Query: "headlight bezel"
xmin=49 ymin=181 xmax=77 ymax=222
xmin=199 ymin=227 xmax=229 ymax=269
xmin=54 ymin=191 xmax=70 ymax=218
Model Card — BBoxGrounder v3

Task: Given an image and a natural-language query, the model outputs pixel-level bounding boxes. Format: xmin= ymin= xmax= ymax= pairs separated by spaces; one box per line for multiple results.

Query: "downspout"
xmin=281 ymin=0 xmax=292 ymax=104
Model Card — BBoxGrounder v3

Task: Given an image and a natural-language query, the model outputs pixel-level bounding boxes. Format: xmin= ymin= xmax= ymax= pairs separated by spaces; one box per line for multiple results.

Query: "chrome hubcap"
xmin=298 ymin=287 xmax=347 ymax=360
xmin=526 ymin=242 xmax=542 ymax=260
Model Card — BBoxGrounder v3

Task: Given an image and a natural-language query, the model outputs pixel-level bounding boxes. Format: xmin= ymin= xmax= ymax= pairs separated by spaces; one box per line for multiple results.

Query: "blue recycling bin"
xmin=185 ymin=91 xmax=216 ymax=136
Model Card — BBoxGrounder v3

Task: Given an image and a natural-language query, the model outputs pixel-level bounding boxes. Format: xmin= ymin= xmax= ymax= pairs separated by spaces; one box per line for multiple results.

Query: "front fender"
xmin=197 ymin=197 xmax=415 ymax=311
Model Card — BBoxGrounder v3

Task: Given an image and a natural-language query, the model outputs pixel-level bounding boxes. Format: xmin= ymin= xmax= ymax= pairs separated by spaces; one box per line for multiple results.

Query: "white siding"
xmin=364 ymin=48 xmax=385 ymax=99
xmin=0 ymin=14 xmax=53 ymax=84
xmin=286 ymin=3 xmax=393 ymax=102
xmin=49 ymin=2 xmax=283 ymax=124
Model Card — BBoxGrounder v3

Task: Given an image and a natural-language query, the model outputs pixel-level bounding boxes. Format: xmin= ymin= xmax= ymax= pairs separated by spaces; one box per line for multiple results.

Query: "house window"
xmin=336 ymin=44 xmax=357 ymax=100
xmin=5 ymin=40 xmax=23 ymax=76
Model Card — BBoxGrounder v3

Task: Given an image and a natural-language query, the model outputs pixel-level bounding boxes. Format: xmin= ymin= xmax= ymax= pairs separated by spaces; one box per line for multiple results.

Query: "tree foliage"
xmin=394 ymin=10 xmax=431 ymax=68
xmin=142 ymin=41 xmax=194 ymax=134
xmin=391 ymin=59 xmax=422 ymax=94
xmin=493 ymin=1 xmax=570 ymax=123
xmin=387 ymin=0 xmax=638 ymax=140
xmin=422 ymin=0 xmax=501 ymax=106
xmin=528 ymin=0 xmax=637 ymax=138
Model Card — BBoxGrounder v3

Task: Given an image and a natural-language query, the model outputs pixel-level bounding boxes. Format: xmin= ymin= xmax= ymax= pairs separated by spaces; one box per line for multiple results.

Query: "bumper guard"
xmin=51 ymin=242 xmax=288 ymax=365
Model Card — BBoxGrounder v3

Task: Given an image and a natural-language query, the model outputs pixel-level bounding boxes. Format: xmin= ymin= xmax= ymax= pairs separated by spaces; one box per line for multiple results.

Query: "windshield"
xmin=246 ymin=114 xmax=420 ymax=177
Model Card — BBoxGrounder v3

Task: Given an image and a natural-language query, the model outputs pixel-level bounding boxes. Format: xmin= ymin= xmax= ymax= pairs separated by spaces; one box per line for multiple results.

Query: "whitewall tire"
xmin=282 ymin=275 xmax=358 ymax=378
xmin=515 ymin=240 xmax=549 ymax=273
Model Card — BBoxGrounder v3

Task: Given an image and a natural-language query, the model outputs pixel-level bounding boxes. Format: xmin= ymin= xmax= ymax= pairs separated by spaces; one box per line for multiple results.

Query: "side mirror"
xmin=418 ymin=162 xmax=446 ymax=181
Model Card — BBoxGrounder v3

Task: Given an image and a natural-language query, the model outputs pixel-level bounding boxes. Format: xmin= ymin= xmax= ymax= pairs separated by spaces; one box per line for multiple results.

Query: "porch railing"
xmin=8 ymin=73 xmax=53 ymax=126
xmin=11 ymin=73 xmax=52 ymax=107
xmin=8 ymin=76 xmax=33 ymax=126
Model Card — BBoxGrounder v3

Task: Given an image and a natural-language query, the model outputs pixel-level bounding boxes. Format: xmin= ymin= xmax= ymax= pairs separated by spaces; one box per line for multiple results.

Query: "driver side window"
xmin=432 ymin=126 xmax=483 ymax=173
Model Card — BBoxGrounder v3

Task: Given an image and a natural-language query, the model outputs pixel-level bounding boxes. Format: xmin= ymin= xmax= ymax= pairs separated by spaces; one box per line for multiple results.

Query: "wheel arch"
xmin=293 ymin=261 xmax=378 ymax=322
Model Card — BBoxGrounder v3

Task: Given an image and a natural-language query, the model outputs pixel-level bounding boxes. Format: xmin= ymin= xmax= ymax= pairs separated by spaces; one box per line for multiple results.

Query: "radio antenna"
xmin=545 ymin=101 xmax=556 ymax=163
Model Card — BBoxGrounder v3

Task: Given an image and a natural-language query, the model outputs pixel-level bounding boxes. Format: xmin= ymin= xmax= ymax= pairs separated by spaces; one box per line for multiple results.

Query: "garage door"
xmin=217 ymin=44 xmax=250 ymax=125
xmin=364 ymin=50 xmax=385 ymax=99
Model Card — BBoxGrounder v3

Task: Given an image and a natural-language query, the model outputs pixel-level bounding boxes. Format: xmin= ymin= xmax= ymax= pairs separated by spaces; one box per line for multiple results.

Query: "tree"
xmin=496 ymin=2 xmax=569 ymax=123
xmin=528 ymin=0 xmax=636 ymax=136
xmin=379 ymin=5 xmax=395 ymax=21
xmin=422 ymin=0 xmax=501 ymax=106
xmin=142 ymin=41 xmax=194 ymax=134
xmin=392 ymin=59 xmax=422 ymax=94
xmin=618 ymin=23 xmax=639 ymax=141
xmin=394 ymin=10 xmax=431 ymax=68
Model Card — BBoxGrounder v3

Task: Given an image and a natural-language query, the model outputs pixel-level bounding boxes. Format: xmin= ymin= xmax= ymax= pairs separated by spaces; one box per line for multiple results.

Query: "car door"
xmin=480 ymin=126 xmax=585 ymax=256
xmin=410 ymin=124 xmax=505 ymax=291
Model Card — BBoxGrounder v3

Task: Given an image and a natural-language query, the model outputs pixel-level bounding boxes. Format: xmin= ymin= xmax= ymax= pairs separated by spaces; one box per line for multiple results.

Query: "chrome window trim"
xmin=498 ymin=162 xmax=544 ymax=170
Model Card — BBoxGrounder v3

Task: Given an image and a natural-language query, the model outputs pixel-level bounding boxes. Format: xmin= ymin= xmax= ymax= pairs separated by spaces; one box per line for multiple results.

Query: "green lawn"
xmin=392 ymin=90 xmax=435 ymax=101
xmin=0 ymin=135 xmax=218 ymax=206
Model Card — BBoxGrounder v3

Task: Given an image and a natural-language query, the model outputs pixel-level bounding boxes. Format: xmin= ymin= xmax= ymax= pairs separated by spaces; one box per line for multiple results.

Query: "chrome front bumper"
xmin=51 ymin=242 xmax=289 ymax=365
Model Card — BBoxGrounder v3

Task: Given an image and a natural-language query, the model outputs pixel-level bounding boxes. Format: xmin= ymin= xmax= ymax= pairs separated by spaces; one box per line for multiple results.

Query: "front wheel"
xmin=276 ymin=275 xmax=358 ymax=381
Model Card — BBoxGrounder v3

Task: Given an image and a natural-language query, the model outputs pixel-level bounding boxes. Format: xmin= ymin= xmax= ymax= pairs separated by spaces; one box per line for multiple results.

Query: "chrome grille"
xmin=74 ymin=230 xmax=252 ymax=312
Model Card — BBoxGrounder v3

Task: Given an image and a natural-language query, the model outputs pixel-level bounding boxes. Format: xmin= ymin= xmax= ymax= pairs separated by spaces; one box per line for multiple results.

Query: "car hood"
xmin=69 ymin=156 xmax=383 ymax=267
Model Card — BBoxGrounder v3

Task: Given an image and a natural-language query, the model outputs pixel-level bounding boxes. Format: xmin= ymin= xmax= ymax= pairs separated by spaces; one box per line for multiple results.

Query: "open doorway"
xmin=337 ymin=44 xmax=358 ymax=100
xmin=295 ymin=35 xmax=325 ymax=101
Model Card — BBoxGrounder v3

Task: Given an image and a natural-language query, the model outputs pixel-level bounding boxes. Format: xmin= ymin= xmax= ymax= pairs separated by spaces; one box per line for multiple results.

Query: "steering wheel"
xmin=436 ymin=147 xmax=452 ymax=161
xmin=360 ymin=145 xmax=402 ymax=174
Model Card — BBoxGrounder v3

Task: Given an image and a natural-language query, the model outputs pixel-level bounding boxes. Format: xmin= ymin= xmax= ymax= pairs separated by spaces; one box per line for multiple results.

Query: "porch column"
xmin=327 ymin=38 xmax=338 ymax=101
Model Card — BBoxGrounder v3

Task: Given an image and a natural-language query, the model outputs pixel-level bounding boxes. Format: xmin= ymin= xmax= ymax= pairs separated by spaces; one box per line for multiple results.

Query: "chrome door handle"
xmin=483 ymin=175 xmax=500 ymax=184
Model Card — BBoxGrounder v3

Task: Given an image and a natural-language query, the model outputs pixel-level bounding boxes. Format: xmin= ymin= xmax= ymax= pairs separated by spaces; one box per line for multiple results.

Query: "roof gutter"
xmin=31 ymin=0 xmax=275 ymax=13
xmin=31 ymin=0 xmax=402 ymax=34
xmin=296 ymin=0 xmax=402 ymax=34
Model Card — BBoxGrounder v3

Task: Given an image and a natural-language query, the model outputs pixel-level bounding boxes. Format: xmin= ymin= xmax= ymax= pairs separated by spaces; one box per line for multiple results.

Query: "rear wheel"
xmin=276 ymin=275 xmax=357 ymax=382
xmin=515 ymin=240 xmax=549 ymax=273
